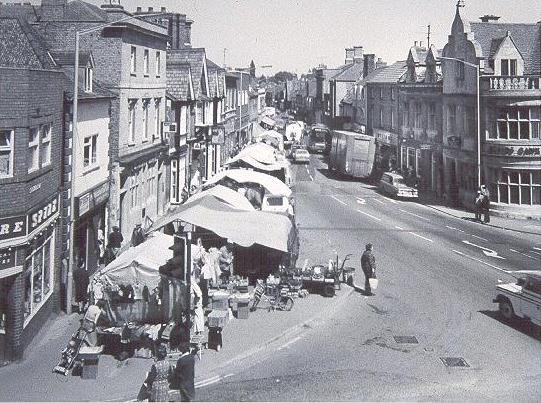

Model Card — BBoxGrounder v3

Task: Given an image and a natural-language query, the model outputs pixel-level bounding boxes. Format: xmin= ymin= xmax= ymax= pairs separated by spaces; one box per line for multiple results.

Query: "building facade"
xmin=442 ymin=3 xmax=541 ymax=215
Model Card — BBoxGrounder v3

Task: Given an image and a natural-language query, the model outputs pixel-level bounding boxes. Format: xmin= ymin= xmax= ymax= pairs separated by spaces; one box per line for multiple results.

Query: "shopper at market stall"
xmin=139 ymin=344 xmax=172 ymax=402
xmin=190 ymin=278 xmax=204 ymax=334
xmin=169 ymin=342 xmax=195 ymax=402
xmin=219 ymin=243 xmax=234 ymax=283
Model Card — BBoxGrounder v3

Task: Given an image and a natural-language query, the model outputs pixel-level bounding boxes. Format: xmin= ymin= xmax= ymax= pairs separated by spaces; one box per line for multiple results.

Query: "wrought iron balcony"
xmin=487 ymin=76 xmax=540 ymax=91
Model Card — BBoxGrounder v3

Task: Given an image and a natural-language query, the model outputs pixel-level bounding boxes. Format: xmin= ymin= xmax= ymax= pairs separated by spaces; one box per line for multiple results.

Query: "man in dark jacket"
xmin=361 ymin=243 xmax=376 ymax=295
xmin=170 ymin=342 xmax=195 ymax=401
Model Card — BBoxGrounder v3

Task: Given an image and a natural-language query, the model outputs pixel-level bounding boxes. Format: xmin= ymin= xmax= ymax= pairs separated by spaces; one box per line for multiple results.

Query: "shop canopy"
xmin=148 ymin=195 xmax=293 ymax=252
xmin=204 ymin=168 xmax=291 ymax=196
xmin=186 ymin=184 xmax=254 ymax=211
xmin=232 ymin=142 xmax=277 ymax=165
xmin=96 ymin=232 xmax=197 ymax=291
xmin=260 ymin=116 xmax=276 ymax=127
xmin=252 ymin=122 xmax=267 ymax=138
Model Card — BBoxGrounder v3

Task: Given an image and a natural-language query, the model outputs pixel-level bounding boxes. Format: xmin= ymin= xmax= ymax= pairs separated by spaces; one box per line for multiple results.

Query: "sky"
xmin=11 ymin=0 xmax=541 ymax=75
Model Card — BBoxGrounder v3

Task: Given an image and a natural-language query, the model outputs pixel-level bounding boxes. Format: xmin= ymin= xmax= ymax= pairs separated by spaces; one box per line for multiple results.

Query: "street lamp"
xmin=66 ymin=12 xmax=165 ymax=314
xmin=439 ymin=56 xmax=482 ymax=189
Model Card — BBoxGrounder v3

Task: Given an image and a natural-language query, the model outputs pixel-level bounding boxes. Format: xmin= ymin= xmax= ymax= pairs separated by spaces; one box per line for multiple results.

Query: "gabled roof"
xmin=206 ymin=58 xmax=225 ymax=98
xmin=332 ymin=62 xmax=364 ymax=82
xmin=166 ymin=62 xmax=193 ymax=102
xmin=167 ymin=48 xmax=208 ymax=100
xmin=470 ymin=21 xmax=540 ymax=74
xmin=364 ymin=61 xmax=407 ymax=84
xmin=0 ymin=17 xmax=56 ymax=69
xmin=409 ymin=46 xmax=428 ymax=65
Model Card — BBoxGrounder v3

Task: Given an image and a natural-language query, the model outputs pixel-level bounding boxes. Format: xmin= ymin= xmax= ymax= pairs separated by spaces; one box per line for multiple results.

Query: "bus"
xmin=307 ymin=124 xmax=331 ymax=154
xmin=329 ymin=130 xmax=377 ymax=179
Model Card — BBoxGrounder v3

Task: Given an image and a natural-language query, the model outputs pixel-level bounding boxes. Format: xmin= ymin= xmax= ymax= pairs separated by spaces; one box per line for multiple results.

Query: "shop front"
xmin=373 ymin=128 xmax=399 ymax=173
xmin=74 ymin=181 xmax=109 ymax=274
xmin=0 ymin=195 xmax=60 ymax=363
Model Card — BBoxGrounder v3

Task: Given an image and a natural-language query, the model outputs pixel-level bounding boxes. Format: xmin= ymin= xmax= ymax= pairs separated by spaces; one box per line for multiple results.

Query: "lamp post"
xmin=439 ymin=56 xmax=481 ymax=189
xmin=66 ymin=13 xmax=165 ymax=314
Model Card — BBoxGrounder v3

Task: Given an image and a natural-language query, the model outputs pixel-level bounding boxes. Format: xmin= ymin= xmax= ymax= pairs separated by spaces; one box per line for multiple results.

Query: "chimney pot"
xmin=136 ymin=6 xmax=141 ymax=12
xmin=414 ymin=41 xmax=418 ymax=47
xmin=479 ymin=14 xmax=500 ymax=23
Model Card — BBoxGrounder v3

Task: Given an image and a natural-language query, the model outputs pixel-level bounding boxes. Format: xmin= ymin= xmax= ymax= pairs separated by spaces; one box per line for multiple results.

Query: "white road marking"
xmin=407 ymin=232 xmax=434 ymax=243
xmin=510 ymin=249 xmax=538 ymax=260
xmin=305 ymin=166 xmax=310 ymax=174
xmin=374 ymin=199 xmax=385 ymax=205
xmin=278 ymin=336 xmax=302 ymax=350
xmin=452 ymin=250 xmax=510 ymax=274
xmin=462 ymin=240 xmax=506 ymax=259
xmin=356 ymin=198 xmax=366 ymax=205
xmin=394 ymin=225 xmax=404 ymax=230
xmin=446 ymin=225 xmax=466 ymax=233
xmin=195 ymin=374 xmax=234 ymax=389
xmin=381 ymin=196 xmax=398 ymax=204
xmin=309 ymin=174 xmax=314 ymax=181
xmin=471 ymin=234 xmax=488 ymax=242
xmin=531 ymin=250 xmax=541 ymax=256
xmin=532 ymin=247 xmax=541 ymax=251
xmin=330 ymin=195 xmax=347 ymax=206
xmin=399 ymin=209 xmax=430 ymax=221
xmin=356 ymin=209 xmax=382 ymax=222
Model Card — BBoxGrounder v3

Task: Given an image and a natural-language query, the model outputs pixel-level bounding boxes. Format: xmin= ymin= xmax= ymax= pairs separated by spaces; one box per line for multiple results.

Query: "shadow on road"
xmin=479 ymin=310 xmax=541 ymax=341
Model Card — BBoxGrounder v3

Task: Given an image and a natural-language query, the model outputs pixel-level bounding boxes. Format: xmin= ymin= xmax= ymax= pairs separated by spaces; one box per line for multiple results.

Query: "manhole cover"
xmin=393 ymin=336 xmax=418 ymax=344
xmin=440 ymin=357 xmax=469 ymax=367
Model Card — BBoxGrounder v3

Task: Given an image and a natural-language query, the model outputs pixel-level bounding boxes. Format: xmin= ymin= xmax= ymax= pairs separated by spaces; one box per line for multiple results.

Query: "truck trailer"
xmin=329 ymin=130 xmax=376 ymax=179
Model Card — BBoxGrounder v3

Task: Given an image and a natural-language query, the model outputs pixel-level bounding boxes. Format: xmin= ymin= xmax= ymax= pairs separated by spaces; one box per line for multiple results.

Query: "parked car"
xmin=378 ymin=172 xmax=418 ymax=198
xmin=292 ymin=149 xmax=310 ymax=164
xmin=493 ymin=270 xmax=541 ymax=326
xmin=288 ymin=143 xmax=306 ymax=158
xmin=261 ymin=194 xmax=291 ymax=215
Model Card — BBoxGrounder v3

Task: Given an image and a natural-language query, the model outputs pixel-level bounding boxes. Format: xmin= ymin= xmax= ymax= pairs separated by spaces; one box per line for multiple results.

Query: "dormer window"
xmin=84 ymin=66 xmax=93 ymax=93
xmin=501 ymin=59 xmax=517 ymax=76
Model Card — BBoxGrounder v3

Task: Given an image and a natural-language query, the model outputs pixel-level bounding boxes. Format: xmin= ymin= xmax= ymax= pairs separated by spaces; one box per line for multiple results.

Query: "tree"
xmin=272 ymin=71 xmax=296 ymax=83
xmin=249 ymin=60 xmax=256 ymax=77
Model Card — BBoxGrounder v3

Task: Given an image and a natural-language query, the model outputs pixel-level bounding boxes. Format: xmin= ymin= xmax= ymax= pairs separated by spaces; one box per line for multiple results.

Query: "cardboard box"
xmin=208 ymin=310 xmax=228 ymax=328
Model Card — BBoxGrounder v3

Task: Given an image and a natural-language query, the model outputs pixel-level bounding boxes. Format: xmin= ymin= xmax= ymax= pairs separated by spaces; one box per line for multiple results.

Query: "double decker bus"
xmin=307 ymin=124 xmax=331 ymax=154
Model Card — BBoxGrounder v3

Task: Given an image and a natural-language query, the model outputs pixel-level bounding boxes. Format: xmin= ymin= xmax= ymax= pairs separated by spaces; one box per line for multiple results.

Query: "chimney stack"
xmin=148 ymin=6 xmax=153 ymax=12
xmin=136 ymin=6 xmax=142 ymax=12
xmin=353 ymin=46 xmax=364 ymax=64
xmin=414 ymin=41 xmax=418 ymax=47
xmin=363 ymin=54 xmax=376 ymax=77
xmin=376 ymin=58 xmax=387 ymax=69
xmin=479 ymin=15 xmax=500 ymax=23
xmin=161 ymin=7 xmax=167 ymax=12
xmin=40 ymin=0 xmax=66 ymax=21
xmin=345 ymin=48 xmax=354 ymax=65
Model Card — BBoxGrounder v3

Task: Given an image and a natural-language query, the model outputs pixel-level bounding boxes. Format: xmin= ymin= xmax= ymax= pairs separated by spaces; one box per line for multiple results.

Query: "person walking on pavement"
xmin=480 ymin=185 xmax=491 ymax=223
xmin=131 ymin=223 xmax=145 ymax=247
xmin=73 ymin=257 xmax=89 ymax=313
xmin=361 ymin=243 xmax=377 ymax=296
xmin=474 ymin=190 xmax=483 ymax=221
xmin=169 ymin=342 xmax=195 ymax=402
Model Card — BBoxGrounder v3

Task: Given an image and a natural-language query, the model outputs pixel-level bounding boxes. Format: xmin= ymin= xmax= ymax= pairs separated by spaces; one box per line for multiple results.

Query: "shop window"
xmin=40 ymin=124 xmax=51 ymax=167
xmin=0 ymin=129 xmax=14 ymax=177
xmin=495 ymin=170 xmax=541 ymax=205
xmin=24 ymin=233 xmax=54 ymax=324
xmin=83 ymin=134 xmax=98 ymax=168
xmin=28 ymin=127 xmax=40 ymax=172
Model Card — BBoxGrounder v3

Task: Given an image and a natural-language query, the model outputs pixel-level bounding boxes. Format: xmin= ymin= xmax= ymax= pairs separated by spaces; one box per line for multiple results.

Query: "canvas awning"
xmin=232 ymin=142 xmax=277 ymax=165
xmin=148 ymin=196 xmax=293 ymax=252
xmin=260 ymin=116 xmax=276 ymax=127
xmin=204 ymin=168 xmax=291 ymax=196
xmin=186 ymin=184 xmax=254 ymax=211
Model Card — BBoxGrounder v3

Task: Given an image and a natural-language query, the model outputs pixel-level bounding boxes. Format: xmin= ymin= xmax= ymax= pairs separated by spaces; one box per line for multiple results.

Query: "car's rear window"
xmin=266 ymin=197 xmax=284 ymax=206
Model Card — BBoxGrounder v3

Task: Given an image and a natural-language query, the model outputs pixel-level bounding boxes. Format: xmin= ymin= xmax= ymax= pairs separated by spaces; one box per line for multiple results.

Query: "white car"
xmin=494 ymin=270 xmax=541 ymax=326
xmin=261 ymin=194 xmax=291 ymax=215
xmin=378 ymin=172 xmax=418 ymax=198
xmin=292 ymin=149 xmax=310 ymax=164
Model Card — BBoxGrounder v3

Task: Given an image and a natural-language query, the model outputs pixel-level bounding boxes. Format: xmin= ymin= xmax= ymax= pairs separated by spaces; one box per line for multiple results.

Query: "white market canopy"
xmin=204 ymin=168 xmax=292 ymax=197
xmin=148 ymin=196 xmax=293 ymax=252
xmin=233 ymin=142 xmax=278 ymax=165
xmin=186 ymin=184 xmax=255 ymax=211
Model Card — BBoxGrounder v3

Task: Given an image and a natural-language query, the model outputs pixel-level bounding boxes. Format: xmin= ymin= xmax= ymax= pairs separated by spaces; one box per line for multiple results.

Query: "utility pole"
xmin=427 ymin=25 xmax=431 ymax=48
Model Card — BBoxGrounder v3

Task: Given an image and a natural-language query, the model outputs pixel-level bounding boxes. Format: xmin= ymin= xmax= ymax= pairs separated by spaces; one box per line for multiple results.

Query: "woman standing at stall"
xmin=140 ymin=344 xmax=172 ymax=402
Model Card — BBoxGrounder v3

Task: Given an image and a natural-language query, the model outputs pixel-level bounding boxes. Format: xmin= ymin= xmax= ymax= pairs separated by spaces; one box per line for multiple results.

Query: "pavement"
xmin=0 ymin=283 xmax=354 ymax=402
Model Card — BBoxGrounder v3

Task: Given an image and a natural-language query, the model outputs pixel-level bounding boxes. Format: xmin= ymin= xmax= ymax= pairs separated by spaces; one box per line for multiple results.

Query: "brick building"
xmin=441 ymin=3 xmax=541 ymax=215
xmin=0 ymin=16 xmax=66 ymax=363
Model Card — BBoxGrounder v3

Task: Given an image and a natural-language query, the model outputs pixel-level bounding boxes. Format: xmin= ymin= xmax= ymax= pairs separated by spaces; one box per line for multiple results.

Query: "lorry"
xmin=307 ymin=124 xmax=331 ymax=154
xmin=328 ymin=130 xmax=377 ymax=179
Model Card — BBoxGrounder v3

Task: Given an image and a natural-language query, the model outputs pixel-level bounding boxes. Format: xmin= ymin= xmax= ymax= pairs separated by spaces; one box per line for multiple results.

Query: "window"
xmin=28 ymin=127 xmax=40 ymax=172
xmin=415 ymin=103 xmax=423 ymax=128
xmin=23 ymin=233 xmax=54 ymax=324
xmin=171 ymin=159 xmax=179 ymax=203
xmin=448 ymin=104 xmax=456 ymax=133
xmin=456 ymin=60 xmax=465 ymax=80
xmin=495 ymin=170 xmax=541 ymax=205
xmin=156 ymin=51 xmax=161 ymax=76
xmin=84 ymin=66 xmax=93 ymax=93
xmin=402 ymin=103 xmax=409 ymax=127
xmin=130 ymin=46 xmax=137 ymax=74
xmin=143 ymin=49 xmax=149 ymax=75
xmin=415 ymin=149 xmax=421 ymax=176
xmin=180 ymin=105 xmax=187 ymax=135
xmin=379 ymin=107 xmax=383 ymax=128
xmin=40 ymin=124 xmax=51 ymax=167
xmin=391 ymin=109 xmax=395 ymax=129
xmin=428 ymin=104 xmax=436 ymax=130
xmin=501 ymin=59 xmax=517 ymax=76
xmin=154 ymin=98 xmax=161 ymax=140
xmin=391 ymin=87 xmax=396 ymax=100
xmin=142 ymin=99 xmax=150 ymax=141
xmin=83 ymin=134 xmax=98 ymax=168
xmin=0 ymin=129 xmax=14 ymax=177
xmin=407 ymin=148 xmax=415 ymax=170
xmin=128 ymin=100 xmax=136 ymax=144
xmin=496 ymin=107 xmax=540 ymax=140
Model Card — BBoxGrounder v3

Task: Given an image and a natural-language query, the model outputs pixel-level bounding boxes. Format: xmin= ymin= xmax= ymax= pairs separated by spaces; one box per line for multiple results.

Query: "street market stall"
xmin=203 ymin=169 xmax=292 ymax=198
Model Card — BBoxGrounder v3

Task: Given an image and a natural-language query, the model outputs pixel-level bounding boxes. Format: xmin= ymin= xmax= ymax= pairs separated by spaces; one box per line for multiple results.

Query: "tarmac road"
xmin=197 ymin=153 xmax=541 ymax=401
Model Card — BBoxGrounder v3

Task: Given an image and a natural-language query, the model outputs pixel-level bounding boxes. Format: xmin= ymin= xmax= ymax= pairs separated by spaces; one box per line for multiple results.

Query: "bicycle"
xmin=250 ymin=281 xmax=294 ymax=312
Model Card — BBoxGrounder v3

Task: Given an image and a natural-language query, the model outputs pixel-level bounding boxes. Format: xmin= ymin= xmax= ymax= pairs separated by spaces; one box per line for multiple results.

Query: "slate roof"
xmin=166 ymin=62 xmax=192 ymax=102
xmin=364 ymin=61 xmax=407 ymax=84
xmin=0 ymin=3 xmax=40 ymax=21
xmin=332 ymin=62 xmax=364 ymax=82
xmin=36 ymin=0 xmax=107 ymax=22
xmin=470 ymin=22 xmax=540 ymax=74
xmin=206 ymin=58 xmax=225 ymax=98
xmin=167 ymin=48 xmax=207 ymax=100
xmin=410 ymin=46 xmax=428 ymax=64
xmin=0 ymin=17 xmax=56 ymax=69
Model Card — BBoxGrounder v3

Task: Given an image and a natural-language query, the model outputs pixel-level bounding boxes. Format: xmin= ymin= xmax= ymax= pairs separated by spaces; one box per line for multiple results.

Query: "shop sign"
xmin=0 ymin=215 xmax=27 ymax=242
xmin=0 ymin=248 xmax=16 ymax=271
xmin=373 ymin=129 xmax=398 ymax=146
xmin=77 ymin=181 xmax=109 ymax=218
xmin=484 ymin=144 xmax=541 ymax=157
xmin=27 ymin=195 xmax=59 ymax=233
xmin=211 ymin=125 xmax=225 ymax=145
xmin=420 ymin=144 xmax=432 ymax=150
